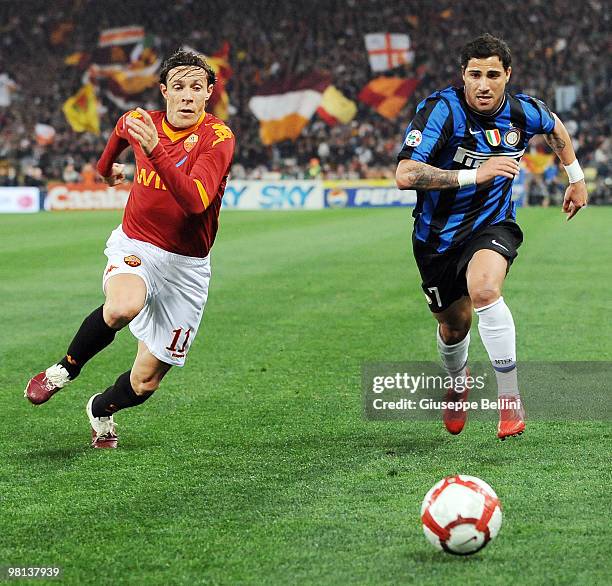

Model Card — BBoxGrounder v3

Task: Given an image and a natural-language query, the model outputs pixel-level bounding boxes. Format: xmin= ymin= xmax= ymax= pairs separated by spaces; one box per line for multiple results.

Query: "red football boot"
xmin=24 ymin=364 xmax=71 ymax=405
xmin=443 ymin=369 xmax=472 ymax=435
xmin=497 ymin=394 xmax=526 ymax=440
xmin=86 ymin=394 xmax=118 ymax=449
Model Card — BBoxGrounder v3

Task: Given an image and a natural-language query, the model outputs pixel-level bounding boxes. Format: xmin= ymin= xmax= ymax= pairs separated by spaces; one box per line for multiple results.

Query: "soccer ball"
xmin=420 ymin=475 xmax=502 ymax=555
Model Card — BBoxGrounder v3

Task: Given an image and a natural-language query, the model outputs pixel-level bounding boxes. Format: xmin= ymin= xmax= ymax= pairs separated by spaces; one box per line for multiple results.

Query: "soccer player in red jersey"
xmin=25 ymin=50 xmax=235 ymax=448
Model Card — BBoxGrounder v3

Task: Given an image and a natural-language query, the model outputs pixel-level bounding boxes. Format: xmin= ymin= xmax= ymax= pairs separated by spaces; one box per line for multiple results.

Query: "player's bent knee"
xmin=439 ymin=323 xmax=470 ymax=345
xmin=470 ymin=285 xmax=501 ymax=308
xmin=103 ymin=301 xmax=144 ymax=329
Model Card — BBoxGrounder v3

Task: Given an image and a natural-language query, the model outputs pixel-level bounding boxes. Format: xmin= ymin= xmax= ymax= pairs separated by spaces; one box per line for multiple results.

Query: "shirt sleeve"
xmin=96 ymin=113 xmax=131 ymax=177
xmin=397 ymin=97 xmax=453 ymax=164
xmin=518 ymin=95 xmax=556 ymax=136
xmin=147 ymin=127 xmax=235 ymax=215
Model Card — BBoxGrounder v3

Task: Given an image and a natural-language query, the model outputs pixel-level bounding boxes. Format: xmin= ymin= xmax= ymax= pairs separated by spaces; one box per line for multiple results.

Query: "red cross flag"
xmin=364 ymin=33 xmax=413 ymax=72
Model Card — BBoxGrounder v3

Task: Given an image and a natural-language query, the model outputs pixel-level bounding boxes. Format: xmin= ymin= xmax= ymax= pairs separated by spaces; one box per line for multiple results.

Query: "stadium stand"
xmin=0 ymin=0 xmax=609 ymax=202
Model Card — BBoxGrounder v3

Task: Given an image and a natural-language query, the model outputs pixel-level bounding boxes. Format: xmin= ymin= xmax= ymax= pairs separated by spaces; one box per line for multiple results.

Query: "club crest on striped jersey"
xmin=405 ymin=129 xmax=422 ymax=147
xmin=503 ymin=128 xmax=521 ymax=147
xmin=485 ymin=128 xmax=502 ymax=146
xmin=184 ymin=133 xmax=199 ymax=152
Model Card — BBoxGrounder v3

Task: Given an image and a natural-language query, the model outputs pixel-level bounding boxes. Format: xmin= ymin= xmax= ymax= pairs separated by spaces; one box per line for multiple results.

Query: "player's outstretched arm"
xmin=544 ymin=114 xmax=588 ymax=221
xmin=396 ymin=158 xmax=520 ymax=191
xmin=97 ymin=128 xmax=129 ymax=184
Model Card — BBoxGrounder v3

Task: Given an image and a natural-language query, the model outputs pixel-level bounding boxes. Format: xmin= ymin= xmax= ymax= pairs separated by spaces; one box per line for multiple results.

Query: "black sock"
xmin=91 ymin=370 xmax=154 ymax=417
xmin=58 ymin=305 xmax=117 ymax=379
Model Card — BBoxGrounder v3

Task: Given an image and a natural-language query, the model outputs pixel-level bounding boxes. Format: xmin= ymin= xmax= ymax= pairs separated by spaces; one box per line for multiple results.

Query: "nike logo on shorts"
xmin=492 ymin=239 xmax=509 ymax=252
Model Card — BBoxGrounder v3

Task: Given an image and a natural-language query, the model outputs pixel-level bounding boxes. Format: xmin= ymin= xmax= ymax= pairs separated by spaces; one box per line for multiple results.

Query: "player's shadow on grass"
xmin=24 ymin=440 xmax=156 ymax=459
xmin=244 ymin=431 xmax=443 ymax=456
xmin=22 ymin=443 xmax=91 ymax=463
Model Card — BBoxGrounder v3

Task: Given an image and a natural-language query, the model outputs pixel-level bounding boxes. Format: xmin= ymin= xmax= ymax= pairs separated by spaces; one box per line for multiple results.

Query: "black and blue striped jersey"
xmin=398 ymin=86 xmax=555 ymax=253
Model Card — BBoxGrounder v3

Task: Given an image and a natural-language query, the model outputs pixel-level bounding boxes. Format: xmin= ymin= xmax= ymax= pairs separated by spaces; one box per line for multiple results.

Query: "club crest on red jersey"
xmin=485 ymin=129 xmax=502 ymax=146
xmin=184 ymin=133 xmax=199 ymax=152
xmin=124 ymin=255 xmax=141 ymax=267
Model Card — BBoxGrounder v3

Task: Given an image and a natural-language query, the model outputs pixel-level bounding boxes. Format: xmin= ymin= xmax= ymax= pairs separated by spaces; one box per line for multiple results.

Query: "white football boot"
xmin=86 ymin=394 xmax=118 ymax=448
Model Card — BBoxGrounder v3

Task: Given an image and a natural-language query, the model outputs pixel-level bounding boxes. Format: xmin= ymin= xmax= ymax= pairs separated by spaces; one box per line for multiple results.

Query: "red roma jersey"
xmin=97 ymin=110 xmax=235 ymax=257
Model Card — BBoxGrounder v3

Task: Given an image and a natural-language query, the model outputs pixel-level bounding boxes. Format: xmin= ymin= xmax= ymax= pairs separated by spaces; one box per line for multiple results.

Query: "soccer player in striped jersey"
xmin=24 ymin=50 xmax=235 ymax=448
xmin=396 ymin=34 xmax=587 ymax=439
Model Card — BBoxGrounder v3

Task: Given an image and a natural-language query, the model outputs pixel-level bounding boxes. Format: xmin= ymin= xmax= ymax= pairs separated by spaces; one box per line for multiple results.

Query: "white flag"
xmin=365 ymin=33 xmax=413 ymax=72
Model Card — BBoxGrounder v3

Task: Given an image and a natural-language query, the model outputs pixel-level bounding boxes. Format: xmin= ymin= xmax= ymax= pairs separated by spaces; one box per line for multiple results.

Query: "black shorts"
xmin=413 ymin=221 xmax=524 ymax=313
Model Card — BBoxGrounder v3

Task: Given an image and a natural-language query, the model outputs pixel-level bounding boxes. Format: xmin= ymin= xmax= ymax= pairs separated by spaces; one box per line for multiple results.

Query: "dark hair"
xmin=460 ymin=34 xmax=512 ymax=70
xmin=159 ymin=49 xmax=216 ymax=86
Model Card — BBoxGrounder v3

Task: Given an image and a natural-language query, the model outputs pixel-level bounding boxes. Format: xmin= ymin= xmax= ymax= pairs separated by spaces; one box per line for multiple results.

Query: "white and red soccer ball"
xmin=420 ymin=475 xmax=502 ymax=555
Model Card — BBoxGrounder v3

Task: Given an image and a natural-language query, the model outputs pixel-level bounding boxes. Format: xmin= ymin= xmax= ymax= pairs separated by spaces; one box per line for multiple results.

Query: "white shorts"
xmin=102 ymin=226 xmax=211 ymax=367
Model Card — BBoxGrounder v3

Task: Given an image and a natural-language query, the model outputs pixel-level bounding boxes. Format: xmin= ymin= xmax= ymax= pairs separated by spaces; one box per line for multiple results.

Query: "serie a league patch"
xmin=184 ymin=133 xmax=199 ymax=152
xmin=124 ymin=255 xmax=141 ymax=267
xmin=504 ymin=128 xmax=521 ymax=147
xmin=405 ymin=129 xmax=423 ymax=147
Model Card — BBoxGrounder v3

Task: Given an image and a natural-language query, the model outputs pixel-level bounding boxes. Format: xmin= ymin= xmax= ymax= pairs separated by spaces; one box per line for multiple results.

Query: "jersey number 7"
xmin=428 ymin=286 xmax=442 ymax=307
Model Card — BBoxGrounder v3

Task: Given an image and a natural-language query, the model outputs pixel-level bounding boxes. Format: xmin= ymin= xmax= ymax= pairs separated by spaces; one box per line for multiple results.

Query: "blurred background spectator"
xmin=0 ymin=0 xmax=609 ymax=202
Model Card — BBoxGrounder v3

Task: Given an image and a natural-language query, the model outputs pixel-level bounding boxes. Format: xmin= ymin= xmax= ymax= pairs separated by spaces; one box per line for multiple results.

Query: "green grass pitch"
xmin=1 ymin=207 xmax=610 ymax=585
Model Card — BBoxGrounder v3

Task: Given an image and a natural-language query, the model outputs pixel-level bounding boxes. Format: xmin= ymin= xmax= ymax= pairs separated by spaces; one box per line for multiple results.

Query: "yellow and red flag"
xmin=316 ymin=85 xmax=357 ymax=126
xmin=206 ymin=41 xmax=233 ymax=120
xmin=358 ymin=76 xmax=419 ymax=120
xmin=62 ymin=84 xmax=100 ymax=134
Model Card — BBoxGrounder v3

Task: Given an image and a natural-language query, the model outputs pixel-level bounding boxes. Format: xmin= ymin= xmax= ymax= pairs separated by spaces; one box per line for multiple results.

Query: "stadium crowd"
xmin=0 ymin=0 xmax=609 ymax=201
